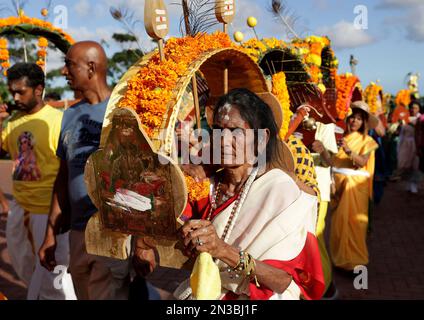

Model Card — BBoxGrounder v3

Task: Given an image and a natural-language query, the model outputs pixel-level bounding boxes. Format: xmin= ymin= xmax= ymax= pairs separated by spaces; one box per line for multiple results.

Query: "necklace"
xmin=207 ymin=167 xmax=259 ymax=242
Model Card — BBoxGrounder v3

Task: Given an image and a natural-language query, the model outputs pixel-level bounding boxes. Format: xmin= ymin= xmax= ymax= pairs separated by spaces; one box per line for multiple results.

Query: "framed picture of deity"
xmin=85 ymin=107 xmax=187 ymax=241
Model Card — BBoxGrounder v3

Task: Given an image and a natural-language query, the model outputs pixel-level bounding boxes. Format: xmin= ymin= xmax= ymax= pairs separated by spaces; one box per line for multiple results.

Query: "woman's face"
xmin=20 ymin=137 xmax=30 ymax=152
xmin=411 ymin=104 xmax=420 ymax=117
xmin=212 ymin=104 xmax=255 ymax=168
xmin=348 ymin=110 xmax=364 ymax=133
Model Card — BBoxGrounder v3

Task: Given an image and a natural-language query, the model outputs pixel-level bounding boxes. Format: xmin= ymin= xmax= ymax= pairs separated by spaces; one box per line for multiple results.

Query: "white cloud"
xmin=74 ymin=0 xmax=91 ymax=17
xmin=317 ymin=20 xmax=375 ymax=49
xmin=376 ymin=0 xmax=423 ymax=9
xmin=405 ymin=5 xmax=424 ymax=41
xmin=380 ymin=1 xmax=424 ymax=42
xmin=67 ymin=26 xmax=117 ymax=43
xmin=46 ymin=48 xmax=65 ymax=71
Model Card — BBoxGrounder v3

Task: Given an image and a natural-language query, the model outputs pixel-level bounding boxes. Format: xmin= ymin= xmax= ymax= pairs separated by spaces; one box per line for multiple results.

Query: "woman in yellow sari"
xmin=313 ymin=101 xmax=379 ymax=271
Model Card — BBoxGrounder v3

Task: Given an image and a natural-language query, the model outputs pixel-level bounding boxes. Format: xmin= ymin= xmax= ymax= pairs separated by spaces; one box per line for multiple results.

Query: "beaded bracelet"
xmin=227 ymin=250 xmax=260 ymax=287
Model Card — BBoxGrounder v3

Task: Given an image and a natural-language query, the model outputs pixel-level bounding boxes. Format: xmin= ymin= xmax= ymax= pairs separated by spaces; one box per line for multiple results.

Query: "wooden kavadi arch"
xmin=103 ymin=48 xmax=270 ymax=156
xmin=258 ymin=47 xmax=337 ymax=125
xmin=259 ymin=48 xmax=311 ymax=84
xmin=158 ymin=47 xmax=269 ymax=156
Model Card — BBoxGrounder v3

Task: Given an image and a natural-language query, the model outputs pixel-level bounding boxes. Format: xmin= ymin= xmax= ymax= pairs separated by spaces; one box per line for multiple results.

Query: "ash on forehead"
xmin=217 ymin=103 xmax=233 ymax=121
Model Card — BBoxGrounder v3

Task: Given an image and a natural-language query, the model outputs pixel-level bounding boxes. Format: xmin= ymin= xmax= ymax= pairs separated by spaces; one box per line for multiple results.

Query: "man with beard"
xmin=0 ymin=62 xmax=75 ymax=299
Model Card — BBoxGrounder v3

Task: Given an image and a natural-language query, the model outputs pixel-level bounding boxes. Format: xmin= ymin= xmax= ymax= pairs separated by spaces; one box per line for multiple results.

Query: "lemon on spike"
xmin=233 ymin=31 xmax=244 ymax=43
xmin=247 ymin=16 xmax=257 ymax=28
xmin=41 ymin=8 xmax=49 ymax=17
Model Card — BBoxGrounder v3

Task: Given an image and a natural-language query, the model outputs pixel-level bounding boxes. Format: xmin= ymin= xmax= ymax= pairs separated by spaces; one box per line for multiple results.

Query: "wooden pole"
xmin=192 ymin=75 xmax=201 ymax=131
xmin=224 ymin=66 xmax=229 ymax=94
xmin=223 ymin=23 xmax=228 ymax=94
xmin=158 ymin=39 xmax=165 ymax=62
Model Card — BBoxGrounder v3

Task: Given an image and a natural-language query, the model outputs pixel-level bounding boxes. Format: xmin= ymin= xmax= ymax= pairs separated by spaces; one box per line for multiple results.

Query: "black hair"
xmin=213 ymin=88 xmax=280 ymax=165
xmin=7 ymin=62 xmax=45 ymax=89
xmin=44 ymin=92 xmax=61 ymax=101
xmin=409 ymin=100 xmax=422 ymax=113
xmin=348 ymin=108 xmax=368 ymax=134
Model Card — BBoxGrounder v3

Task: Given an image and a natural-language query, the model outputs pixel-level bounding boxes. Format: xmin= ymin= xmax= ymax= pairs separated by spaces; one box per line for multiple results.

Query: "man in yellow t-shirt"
xmin=0 ymin=63 xmax=75 ymax=300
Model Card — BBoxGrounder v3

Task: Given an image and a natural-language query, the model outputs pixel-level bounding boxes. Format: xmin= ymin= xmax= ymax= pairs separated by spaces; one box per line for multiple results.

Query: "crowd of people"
xmin=0 ymin=39 xmax=422 ymax=300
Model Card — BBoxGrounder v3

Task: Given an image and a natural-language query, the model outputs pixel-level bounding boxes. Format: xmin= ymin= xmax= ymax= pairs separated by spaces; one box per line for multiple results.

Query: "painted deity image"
xmin=13 ymin=131 xmax=42 ymax=181
xmin=89 ymin=108 xmax=178 ymax=240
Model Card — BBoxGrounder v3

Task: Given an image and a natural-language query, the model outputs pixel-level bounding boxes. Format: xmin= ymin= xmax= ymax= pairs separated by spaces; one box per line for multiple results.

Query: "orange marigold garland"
xmin=335 ymin=73 xmax=360 ymax=120
xmin=240 ymin=36 xmax=336 ymax=93
xmin=271 ymin=72 xmax=292 ymax=139
xmin=0 ymin=38 xmax=10 ymax=76
xmin=185 ymin=175 xmax=211 ymax=203
xmin=239 ymin=37 xmax=285 ymax=62
xmin=119 ymin=32 xmax=234 ymax=138
xmin=36 ymin=37 xmax=48 ymax=70
xmin=395 ymin=89 xmax=411 ymax=108
xmin=0 ymin=15 xmax=75 ymax=45
xmin=292 ymin=35 xmax=332 ymax=92
xmin=119 ymin=32 xmax=233 ymax=201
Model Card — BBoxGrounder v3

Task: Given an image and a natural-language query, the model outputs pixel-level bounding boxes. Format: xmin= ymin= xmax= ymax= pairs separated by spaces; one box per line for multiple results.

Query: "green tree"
xmin=106 ymin=33 xmax=143 ymax=87
xmin=0 ymin=36 xmax=65 ymax=102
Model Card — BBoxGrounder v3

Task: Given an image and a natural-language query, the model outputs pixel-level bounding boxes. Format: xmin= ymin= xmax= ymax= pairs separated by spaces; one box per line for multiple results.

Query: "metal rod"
xmin=253 ymin=27 xmax=259 ymax=40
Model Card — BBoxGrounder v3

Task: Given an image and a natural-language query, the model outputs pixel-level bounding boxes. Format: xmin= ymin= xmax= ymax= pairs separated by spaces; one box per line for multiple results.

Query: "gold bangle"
xmin=245 ymin=253 xmax=260 ymax=287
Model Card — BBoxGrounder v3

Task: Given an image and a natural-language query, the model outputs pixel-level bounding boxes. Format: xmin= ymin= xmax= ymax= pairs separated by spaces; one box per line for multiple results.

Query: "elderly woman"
xmin=164 ymin=88 xmax=323 ymax=300
xmin=313 ymin=101 xmax=379 ymax=271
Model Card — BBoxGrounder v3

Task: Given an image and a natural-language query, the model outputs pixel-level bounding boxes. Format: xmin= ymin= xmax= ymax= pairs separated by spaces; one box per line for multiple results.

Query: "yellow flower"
xmin=0 ymin=38 xmax=7 ymax=49
xmin=271 ymin=72 xmax=292 ymax=139
xmin=38 ymin=37 xmax=48 ymax=47
xmin=364 ymin=83 xmax=383 ymax=114
xmin=318 ymin=83 xmax=326 ymax=94
xmin=185 ymin=176 xmax=211 ymax=202
xmin=306 ymin=54 xmax=322 ymax=66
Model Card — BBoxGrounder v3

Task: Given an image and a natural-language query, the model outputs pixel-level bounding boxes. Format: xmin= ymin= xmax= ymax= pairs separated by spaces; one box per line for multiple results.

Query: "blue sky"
xmin=3 ymin=0 xmax=423 ymax=96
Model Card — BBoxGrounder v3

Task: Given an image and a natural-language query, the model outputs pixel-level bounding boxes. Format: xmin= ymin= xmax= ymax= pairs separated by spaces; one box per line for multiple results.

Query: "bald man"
xmin=39 ymin=41 xmax=130 ymax=300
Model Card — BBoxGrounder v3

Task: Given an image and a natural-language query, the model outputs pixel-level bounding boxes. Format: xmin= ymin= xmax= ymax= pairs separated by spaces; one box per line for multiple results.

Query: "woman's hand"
xmin=133 ymin=236 xmax=157 ymax=277
xmin=181 ymin=219 xmax=226 ymax=259
xmin=341 ymin=139 xmax=352 ymax=155
xmin=311 ymin=140 xmax=325 ymax=154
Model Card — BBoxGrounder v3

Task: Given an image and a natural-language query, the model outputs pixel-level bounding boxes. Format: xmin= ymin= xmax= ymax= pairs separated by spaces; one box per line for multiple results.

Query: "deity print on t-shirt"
xmin=13 ymin=131 xmax=42 ymax=181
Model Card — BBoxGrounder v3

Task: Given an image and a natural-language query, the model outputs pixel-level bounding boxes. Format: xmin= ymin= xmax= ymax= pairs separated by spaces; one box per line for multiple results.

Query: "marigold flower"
xmin=38 ymin=37 xmax=48 ymax=47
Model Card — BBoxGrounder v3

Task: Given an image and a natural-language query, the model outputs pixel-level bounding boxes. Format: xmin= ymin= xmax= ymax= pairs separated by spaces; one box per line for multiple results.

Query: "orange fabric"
xmin=391 ymin=105 xmax=409 ymax=124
